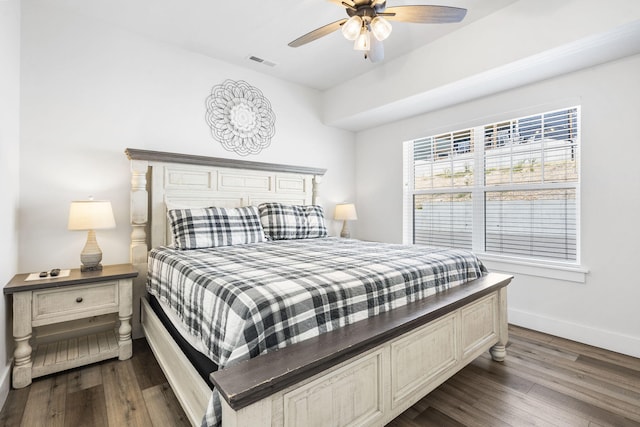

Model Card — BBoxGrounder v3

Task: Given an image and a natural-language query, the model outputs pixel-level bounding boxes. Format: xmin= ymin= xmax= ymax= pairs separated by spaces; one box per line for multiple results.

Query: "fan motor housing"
xmin=346 ymin=6 xmax=377 ymax=19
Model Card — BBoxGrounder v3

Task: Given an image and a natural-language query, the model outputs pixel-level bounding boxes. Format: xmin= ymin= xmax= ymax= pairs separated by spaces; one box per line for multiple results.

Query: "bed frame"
xmin=125 ymin=148 xmax=512 ymax=427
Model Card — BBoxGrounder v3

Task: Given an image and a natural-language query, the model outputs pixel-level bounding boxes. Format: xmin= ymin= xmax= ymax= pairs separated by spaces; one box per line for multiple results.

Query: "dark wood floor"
xmin=389 ymin=325 xmax=640 ymax=427
xmin=0 ymin=325 xmax=638 ymax=426
xmin=0 ymin=339 xmax=190 ymax=427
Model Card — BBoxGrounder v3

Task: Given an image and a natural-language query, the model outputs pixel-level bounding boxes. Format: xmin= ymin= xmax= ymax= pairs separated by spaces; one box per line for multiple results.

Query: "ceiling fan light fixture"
xmin=342 ymin=15 xmax=363 ymax=41
xmin=370 ymin=16 xmax=392 ymax=41
xmin=354 ymin=27 xmax=371 ymax=51
xmin=288 ymin=2 xmax=467 ymax=64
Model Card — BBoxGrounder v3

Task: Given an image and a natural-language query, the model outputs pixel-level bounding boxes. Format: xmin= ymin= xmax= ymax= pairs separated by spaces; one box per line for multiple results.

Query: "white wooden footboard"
xmin=213 ymin=273 xmax=511 ymax=427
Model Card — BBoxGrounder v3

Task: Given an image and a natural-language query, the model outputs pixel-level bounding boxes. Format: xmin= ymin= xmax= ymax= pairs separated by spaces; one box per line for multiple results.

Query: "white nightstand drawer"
xmin=32 ymin=281 xmax=119 ymax=326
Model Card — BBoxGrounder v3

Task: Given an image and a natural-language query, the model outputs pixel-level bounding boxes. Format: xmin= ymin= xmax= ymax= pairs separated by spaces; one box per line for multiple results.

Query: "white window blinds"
xmin=404 ymin=107 xmax=580 ymax=263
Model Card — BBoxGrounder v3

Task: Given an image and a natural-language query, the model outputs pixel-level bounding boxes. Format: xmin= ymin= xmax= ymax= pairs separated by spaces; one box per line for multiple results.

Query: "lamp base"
xmin=79 ymin=229 xmax=103 ymax=273
xmin=340 ymin=221 xmax=351 ymax=239
xmin=80 ymin=264 xmax=103 ymax=272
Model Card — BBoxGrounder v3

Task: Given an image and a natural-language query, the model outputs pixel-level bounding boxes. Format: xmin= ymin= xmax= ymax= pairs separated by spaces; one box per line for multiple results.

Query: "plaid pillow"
xmin=258 ymin=203 xmax=328 ymax=240
xmin=168 ymin=206 xmax=266 ymax=249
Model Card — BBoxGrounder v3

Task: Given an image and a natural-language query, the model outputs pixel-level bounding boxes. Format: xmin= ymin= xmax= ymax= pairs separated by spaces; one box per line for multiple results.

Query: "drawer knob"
xmin=76 ymin=297 xmax=83 ymax=303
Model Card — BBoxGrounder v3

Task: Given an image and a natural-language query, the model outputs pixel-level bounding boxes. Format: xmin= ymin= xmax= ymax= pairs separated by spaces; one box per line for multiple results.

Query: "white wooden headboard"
xmin=125 ymin=148 xmax=326 ymax=337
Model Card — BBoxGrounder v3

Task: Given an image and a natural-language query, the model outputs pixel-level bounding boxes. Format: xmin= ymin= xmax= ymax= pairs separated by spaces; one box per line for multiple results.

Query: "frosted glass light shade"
xmin=68 ymin=200 xmax=116 ymax=230
xmin=342 ymin=15 xmax=363 ymax=41
xmin=354 ymin=29 xmax=370 ymax=51
xmin=334 ymin=203 xmax=358 ymax=221
xmin=370 ymin=16 xmax=392 ymax=41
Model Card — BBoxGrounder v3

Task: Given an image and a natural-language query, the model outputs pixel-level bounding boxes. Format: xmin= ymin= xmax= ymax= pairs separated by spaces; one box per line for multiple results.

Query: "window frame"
xmin=403 ymin=106 xmax=587 ymax=282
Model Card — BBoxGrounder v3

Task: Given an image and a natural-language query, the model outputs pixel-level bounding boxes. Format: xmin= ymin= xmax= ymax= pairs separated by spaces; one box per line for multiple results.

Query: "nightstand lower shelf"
xmin=32 ymin=330 xmax=120 ymax=379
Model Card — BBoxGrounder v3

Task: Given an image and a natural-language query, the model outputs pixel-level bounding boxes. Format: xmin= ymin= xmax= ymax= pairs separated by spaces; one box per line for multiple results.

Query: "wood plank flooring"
xmin=0 ymin=339 xmax=190 ymax=427
xmin=389 ymin=325 xmax=640 ymax=427
xmin=1 ymin=325 xmax=638 ymax=426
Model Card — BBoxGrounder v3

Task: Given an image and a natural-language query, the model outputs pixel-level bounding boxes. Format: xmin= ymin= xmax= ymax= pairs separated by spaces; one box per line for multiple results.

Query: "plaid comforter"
xmin=146 ymin=237 xmax=486 ymax=427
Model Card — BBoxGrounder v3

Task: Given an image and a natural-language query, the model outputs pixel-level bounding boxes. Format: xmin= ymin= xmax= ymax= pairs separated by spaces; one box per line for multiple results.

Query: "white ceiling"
xmin=43 ymin=0 xmax=518 ymax=91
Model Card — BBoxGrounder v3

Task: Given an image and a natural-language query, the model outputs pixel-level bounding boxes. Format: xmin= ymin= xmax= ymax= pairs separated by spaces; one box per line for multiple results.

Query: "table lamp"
xmin=68 ymin=199 xmax=116 ymax=271
xmin=334 ymin=203 xmax=358 ymax=238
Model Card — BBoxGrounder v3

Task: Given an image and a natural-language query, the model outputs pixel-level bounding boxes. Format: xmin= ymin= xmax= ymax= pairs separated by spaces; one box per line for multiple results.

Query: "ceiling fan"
xmin=288 ymin=0 xmax=467 ymax=63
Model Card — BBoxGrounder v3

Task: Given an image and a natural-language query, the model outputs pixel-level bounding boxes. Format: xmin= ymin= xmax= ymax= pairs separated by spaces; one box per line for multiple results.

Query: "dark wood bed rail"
xmin=211 ymin=272 xmax=512 ymax=410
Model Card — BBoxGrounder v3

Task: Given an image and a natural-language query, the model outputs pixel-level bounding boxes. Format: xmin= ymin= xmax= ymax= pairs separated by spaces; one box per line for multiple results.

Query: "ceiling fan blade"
xmin=368 ymin=37 xmax=385 ymax=63
xmin=288 ymin=18 xmax=348 ymax=48
xmin=384 ymin=5 xmax=467 ymax=24
xmin=327 ymin=0 xmax=354 ymax=8
xmin=373 ymin=0 xmax=387 ymax=13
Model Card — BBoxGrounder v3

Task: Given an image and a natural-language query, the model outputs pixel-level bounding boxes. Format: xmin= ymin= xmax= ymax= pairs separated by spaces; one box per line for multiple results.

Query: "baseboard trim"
xmin=508 ymin=308 xmax=640 ymax=358
xmin=0 ymin=362 xmax=11 ymax=410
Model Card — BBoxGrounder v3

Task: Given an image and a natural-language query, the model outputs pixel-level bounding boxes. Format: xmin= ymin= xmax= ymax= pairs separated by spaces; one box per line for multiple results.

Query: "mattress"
xmin=146 ymin=237 xmax=486 ymax=427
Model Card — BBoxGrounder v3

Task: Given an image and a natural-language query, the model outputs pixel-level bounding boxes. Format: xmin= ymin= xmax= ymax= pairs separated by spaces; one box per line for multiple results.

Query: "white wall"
xmin=0 ymin=0 xmax=21 ymax=408
xmin=355 ymin=54 xmax=640 ymax=357
xmin=19 ymin=2 xmax=356 ymax=275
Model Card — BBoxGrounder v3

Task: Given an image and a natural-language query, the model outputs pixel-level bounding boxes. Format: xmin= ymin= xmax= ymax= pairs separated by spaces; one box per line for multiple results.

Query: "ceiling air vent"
xmin=247 ymin=55 xmax=277 ymax=68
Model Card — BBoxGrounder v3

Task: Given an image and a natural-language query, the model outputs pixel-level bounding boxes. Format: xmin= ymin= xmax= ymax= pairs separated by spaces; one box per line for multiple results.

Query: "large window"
xmin=404 ymin=107 xmax=580 ymax=264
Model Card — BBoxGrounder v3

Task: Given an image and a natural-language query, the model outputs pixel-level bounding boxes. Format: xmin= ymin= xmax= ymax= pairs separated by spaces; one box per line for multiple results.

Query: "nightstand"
xmin=4 ymin=263 xmax=137 ymax=389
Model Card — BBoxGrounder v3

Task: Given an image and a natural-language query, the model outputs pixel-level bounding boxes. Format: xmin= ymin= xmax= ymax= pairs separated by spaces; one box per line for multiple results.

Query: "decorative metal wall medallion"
xmin=205 ymin=80 xmax=276 ymax=156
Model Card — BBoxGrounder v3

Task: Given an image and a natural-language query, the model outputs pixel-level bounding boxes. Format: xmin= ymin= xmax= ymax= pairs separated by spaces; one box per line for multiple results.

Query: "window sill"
xmin=478 ymin=254 xmax=588 ymax=283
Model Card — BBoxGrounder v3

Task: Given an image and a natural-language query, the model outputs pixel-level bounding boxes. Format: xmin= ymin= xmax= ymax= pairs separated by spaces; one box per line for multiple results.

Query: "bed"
xmin=125 ymin=148 xmax=512 ymax=427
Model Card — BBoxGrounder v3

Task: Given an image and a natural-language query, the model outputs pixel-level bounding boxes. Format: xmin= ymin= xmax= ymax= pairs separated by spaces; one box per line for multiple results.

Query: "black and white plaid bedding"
xmin=147 ymin=237 xmax=486 ymax=427
xmin=168 ymin=205 xmax=266 ymax=249
xmin=258 ymin=202 xmax=328 ymax=239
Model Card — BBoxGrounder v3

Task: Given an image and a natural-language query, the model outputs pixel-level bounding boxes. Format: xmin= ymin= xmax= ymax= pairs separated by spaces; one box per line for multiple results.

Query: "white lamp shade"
xmin=342 ymin=15 xmax=362 ymax=41
xmin=370 ymin=16 xmax=392 ymax=41
xmin=334 ymin=203 xmax=358 ymax=221
xmin=68 ymin=200 xmax=116 ymax=230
